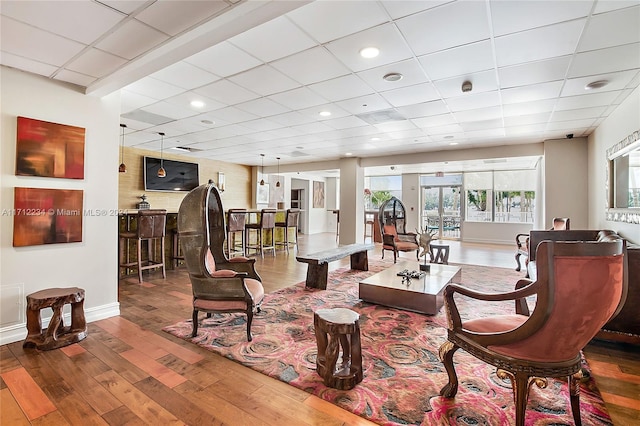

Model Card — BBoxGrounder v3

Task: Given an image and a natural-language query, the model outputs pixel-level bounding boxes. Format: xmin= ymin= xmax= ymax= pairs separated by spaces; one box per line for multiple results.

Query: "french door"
xmin=421 ymin=185 xmax=461 ymax=240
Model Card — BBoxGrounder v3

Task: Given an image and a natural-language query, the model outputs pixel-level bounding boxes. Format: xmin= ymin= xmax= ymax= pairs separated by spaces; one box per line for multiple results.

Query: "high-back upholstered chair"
xmin=515 ymin=217 xmax=570 ymax=274
xmin=178 ymin=183 xmax=264 ymax=341
xmin=119 ymin=209 xmax=167 ymax=283
xmin=440 ymin=240 xmax=628 ymax=426
xmin=275 ymin=208 xmax=300 ymax=253
xmin=378 ymin=197 xmax=419 ymax=263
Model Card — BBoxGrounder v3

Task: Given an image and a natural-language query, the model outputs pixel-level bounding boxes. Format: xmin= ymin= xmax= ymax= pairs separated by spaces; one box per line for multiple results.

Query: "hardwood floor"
xmin=1 ymin=233 xmax=638 ymax=425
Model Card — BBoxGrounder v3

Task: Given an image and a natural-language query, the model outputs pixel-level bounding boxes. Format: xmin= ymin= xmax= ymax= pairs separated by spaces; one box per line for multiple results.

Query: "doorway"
xmin=421 ymin=185 xmax=461 ymax=240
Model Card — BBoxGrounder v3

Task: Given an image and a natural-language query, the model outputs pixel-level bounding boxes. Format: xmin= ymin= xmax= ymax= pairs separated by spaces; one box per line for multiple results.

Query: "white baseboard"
xmin=0 ymin=302 xmax=120 ymax=346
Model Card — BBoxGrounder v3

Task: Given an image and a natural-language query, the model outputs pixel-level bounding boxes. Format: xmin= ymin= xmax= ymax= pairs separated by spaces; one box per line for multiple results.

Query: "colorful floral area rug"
xmin=162 ymin=261 xmax=612 ymax=426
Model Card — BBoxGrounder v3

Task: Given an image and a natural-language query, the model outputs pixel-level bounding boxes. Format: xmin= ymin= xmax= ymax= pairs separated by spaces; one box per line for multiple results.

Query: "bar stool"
xmin=119 ymin=209 xmax=167 ymax=282
xmin=245 ymin=209 xmax=276 ymax=257
xmin=226 ymin=209 xmax=247 ymax=258
xmin=364 ymin=212 xmax=375 ymax=240
xmin=275 ymin=208 xmax=300 ymax=253
xmin=170 ymin=228 xmax=184 ymax=268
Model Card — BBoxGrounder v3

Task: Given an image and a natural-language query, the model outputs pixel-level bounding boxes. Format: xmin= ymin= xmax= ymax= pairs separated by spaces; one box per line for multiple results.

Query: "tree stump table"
xmin=23 ymin=287 xmax=87 ymax=350
xmin=313 ymin=308 xmax=363 ymax=390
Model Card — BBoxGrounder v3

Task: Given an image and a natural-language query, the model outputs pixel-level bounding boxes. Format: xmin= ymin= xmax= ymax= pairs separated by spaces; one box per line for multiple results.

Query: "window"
xmin=364 ymin=176 xmax=402 ymax=210
xmin=465 ymin=170 xmax=536 ymax=223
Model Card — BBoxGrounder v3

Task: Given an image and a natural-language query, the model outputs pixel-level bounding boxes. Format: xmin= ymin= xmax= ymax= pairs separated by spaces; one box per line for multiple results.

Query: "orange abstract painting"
xmin=16 ymin=116 xmax=85 ymax=179
xmin=13 ymin=188 xmax=83 ymax=247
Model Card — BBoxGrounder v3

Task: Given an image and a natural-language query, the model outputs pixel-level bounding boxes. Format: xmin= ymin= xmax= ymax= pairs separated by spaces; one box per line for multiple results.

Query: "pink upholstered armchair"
xmin=440 ymin=240 xmax=627 ymax=426
xmin=378 ymin=196 xmax=419 ymax=263
xmin=178 ymin=183 xmax=265 ymax=341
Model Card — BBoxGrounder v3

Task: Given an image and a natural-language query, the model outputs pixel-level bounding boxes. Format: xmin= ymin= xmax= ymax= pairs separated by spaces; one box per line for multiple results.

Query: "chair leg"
xmin=284 ymin=227 xmax=289 ymax=253
xmin=137 ymin=240 xmax=143 ymax=283
xmin=438 ymin=341 xmax=460 ymax=397
xmin=246 ymin=308 xmax=254 ymax=341
xmin=515 ymin=252 xmax=522 ymax=271
xmin=513 ymin=372 xmax=532 ymax=426
xmin=569 ymin=372 xmax=583 ymax=426
xmin=191 ymin=310 xmax=199 ymax=337
xmin=160 ymin=237 xmax=166 ymax=278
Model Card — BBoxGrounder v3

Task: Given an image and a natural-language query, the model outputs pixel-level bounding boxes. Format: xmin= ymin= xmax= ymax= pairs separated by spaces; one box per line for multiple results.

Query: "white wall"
xmin=1 ymin=67 xmax=121 ymax=344
xmin=543 ymin=137 xmax=589 ymax=229
xmin=589 ymin=86 xmax=640 ymax=244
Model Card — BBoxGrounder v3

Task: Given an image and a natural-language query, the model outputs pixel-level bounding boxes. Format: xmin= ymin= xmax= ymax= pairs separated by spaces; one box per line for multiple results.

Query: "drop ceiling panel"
xmin=396 ymin=1 xmax=491 ymax=56
xmin=498 ymin=56 xmax=573 ymax=88
xmin=0 ymin=0 xmax=124 ymax=44
xmin=578 ymin=5 xmax=640 ymax=52
xmin=550 ymin=106 xmax=607 ymax=121
xmin=228 ymin=16 xmax=317 ymax=62
xmin=142 ymin=101 xmax=198 ymax=121
xmin=419 ymin=40 xmax=495 ymax=81
xmin=504 ymin=112 xmax=552 ymax=126
xmin=124 ymin=77 xmax=185 ymax=100
xmin=490 ymin=0 xmax=593 ymax=36
xmin=183 ymin=41 xmax=262 ymax=77
xmin=381 ymin=82 xmax=440 ymax=107
xmin=164 ymin=92 xmax=225 ymax=113
xmin=325 ymin=23 xmax=415 ymax=73
xmin=235 ymin=97 xmax=291 ymax=117
xmin=494 ymin=20 xmax=585 ymax=67
xmin=149 ymin=61 xmax=219 ymax=90
xmin=503 ymin=99 xmax=557 ymax=116
xmin=271 ymin=46 xmax=350 ymax=85
xmin=433 ymin=70 xmax=498 ymax=98
xmin=1 ymin=16 xmax=85 ymax=67
xmin=501 ymin=81 xmax=564 ymax=104
xmin=0 ymin=51 xmax=58 ymax=77
xmin=396 ymin=100 xmax=450 ymax=119
xmin=96 ymin=19 xmax=168 ymax=60
xmin=134 ymin=0 xmax=230 ymax=36
xmin=411 ymin=113 xmax=457 ymax=128
xmin=554 ymin=91 xmax=622 ymax=110
xmin=444 ymin=91 xmax=501 ymax=112
xmin=67 ymin=48 xmax=128 ymax=78
xmin=54 ymin=69 xmax=95 ymax=87
xmin=194 ymin=79 xmax=260 ymax=105
xmin=380 ymin=0 xmax=450 ymax=20
xmin=286 ymin=1 xmax=390 ymax=44
xmin=561 ymin=70 xmax=638 ymax=96
xmin=357 ymin=59 xmax=430 ymax=92
xmin=336 ymin=94 xmax=394 ymax=115
xmin=453 ymin=106 xmax=503 ymax=123
xmin=228 ymin=65 xmax=300 ymax=96
xmin=308 ymin=74 xmax=376 ymax=102
xmin=268 ymin=86 xmax=329 ymax=110
xmin=568 ymin=43 xmax=640 ymax=78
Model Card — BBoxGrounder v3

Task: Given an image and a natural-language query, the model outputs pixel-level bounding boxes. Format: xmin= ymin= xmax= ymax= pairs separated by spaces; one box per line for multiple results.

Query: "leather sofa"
xmin=527 ymin=229 xmax=639 ymax=345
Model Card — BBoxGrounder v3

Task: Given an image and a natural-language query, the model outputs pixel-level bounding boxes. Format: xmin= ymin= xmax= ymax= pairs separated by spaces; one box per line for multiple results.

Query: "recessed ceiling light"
xmin=383 ymin=72 xmax=403 ymax=82
xmin=449 ymin=142 xmax=459 ymax=146
xmin=371 ymin=137 xmax=380 ymax=141
xmin=585 ymin=80 xmax=609 ymax=90
xmin=359 ymin=47 xmax=379 ymax=58
xmin=319 ymin=111 xmax=331 ymax=117
xmin=345 ymin=152 xmax=353 ymax=156
xmin=191 ymin=100 xmax=205 ymax=108
xmin=201 ymin=119 xmax=214 ymax=125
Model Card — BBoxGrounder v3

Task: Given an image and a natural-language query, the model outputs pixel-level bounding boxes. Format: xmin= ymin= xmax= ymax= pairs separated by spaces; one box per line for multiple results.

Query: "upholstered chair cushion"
xmin=193 ymin=278 xmax=264 ymax=310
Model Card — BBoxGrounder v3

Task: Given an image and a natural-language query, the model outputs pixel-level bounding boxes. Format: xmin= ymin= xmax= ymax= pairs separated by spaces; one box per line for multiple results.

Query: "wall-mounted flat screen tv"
xmin=144 ymin=156 xmax=200 ymax=192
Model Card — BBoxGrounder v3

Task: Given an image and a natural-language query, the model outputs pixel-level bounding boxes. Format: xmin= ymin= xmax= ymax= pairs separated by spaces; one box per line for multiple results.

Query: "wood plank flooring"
xmin=1 ymin=233 xmax=638 ymax=425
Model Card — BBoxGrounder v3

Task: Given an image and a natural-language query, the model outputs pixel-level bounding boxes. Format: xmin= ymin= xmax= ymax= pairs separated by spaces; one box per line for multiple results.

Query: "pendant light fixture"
xmin=157 ymin=132 xmax=166 ymax=178
xmin=118 ymin=123 xmax=127 ymax=173
xmin=276 ymin=157 xmax=281 ymax=188
xmin=259 ymin=153 xmax=265 ymax=186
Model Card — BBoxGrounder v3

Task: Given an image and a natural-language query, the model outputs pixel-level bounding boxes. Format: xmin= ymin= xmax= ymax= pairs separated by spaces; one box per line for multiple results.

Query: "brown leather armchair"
xmin=440 ymin=239 xmax=627 ymax=426
xmin=178 ymin=183 xmax=264 ymax=341
xmin=515 ymin=217 xmax=570 ymax=274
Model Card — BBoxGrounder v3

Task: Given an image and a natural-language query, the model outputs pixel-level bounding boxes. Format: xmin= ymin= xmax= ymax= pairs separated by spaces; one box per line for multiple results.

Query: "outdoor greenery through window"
xmin=465 ymin=170 xmax=536 ymax=223
xmin=364 ymin=176 xmax=402 ymax=210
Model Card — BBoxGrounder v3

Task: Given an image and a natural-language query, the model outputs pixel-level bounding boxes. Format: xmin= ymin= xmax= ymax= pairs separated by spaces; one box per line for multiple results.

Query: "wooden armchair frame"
xmin=440 ymin=240 xmax=627 ymax=426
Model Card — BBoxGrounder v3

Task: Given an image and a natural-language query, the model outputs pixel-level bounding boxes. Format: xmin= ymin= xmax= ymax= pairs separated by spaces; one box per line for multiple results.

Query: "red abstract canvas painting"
xmin=13 ymin=188 xmax=83 ymax=247
xmin=15 ymin=116 xmax=85 ymax=179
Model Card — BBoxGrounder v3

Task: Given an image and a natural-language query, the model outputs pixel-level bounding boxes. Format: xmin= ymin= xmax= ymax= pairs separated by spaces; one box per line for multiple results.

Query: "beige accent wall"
xmin=118 ymin=146 xmax=252 ymax=211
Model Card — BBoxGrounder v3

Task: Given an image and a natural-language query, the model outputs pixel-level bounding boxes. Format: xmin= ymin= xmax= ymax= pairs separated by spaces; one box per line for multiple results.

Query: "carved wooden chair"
xmin=178 ymin=183 xmax=264 ymax=341
xmin=378 ymin=196 xmax=419 ymax=263
xmin=440 ymin=240 xmax=628 ymax=426
xmin=515 ymin=217 xmax=570 ymax=274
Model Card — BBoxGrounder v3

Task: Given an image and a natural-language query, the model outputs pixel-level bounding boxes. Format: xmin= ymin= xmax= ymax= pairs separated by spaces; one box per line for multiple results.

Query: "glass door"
xmin=421 ymin=185 xmax=461 ymax=240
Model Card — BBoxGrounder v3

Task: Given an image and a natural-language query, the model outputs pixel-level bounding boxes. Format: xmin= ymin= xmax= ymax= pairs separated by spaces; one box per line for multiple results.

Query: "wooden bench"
xmin=296 ymin=243 xmax=374 ymax=289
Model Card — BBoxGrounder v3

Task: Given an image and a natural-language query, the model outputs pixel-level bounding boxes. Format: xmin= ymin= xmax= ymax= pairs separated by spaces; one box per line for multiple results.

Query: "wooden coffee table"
xmin=359 ymin=261 xmax=462 ymax=315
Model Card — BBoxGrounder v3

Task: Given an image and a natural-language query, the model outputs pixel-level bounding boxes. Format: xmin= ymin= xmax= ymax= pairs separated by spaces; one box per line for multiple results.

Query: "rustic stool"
xmin=313 ymin=308 xmax=363 ymax=390
xmin=430 ymin=243 xmax=450 ymax=264
xmin=23 ymin=287 xmax=87 ymax=350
